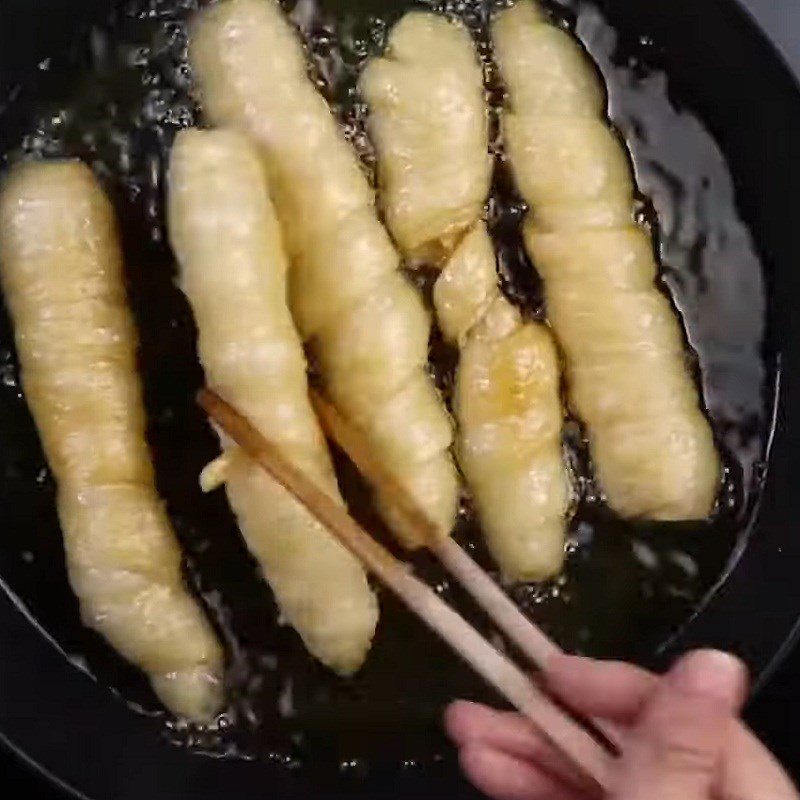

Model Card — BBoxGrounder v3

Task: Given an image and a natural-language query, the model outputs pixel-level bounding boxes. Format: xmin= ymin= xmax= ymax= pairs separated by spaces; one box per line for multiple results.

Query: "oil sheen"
xmin=0 ymin=0 xmax=775 ymax=775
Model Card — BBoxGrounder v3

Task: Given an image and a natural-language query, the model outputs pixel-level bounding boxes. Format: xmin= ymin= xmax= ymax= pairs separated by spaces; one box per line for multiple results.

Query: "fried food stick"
xmin=493 ymin=1 xmax=720 ymax=519
xmin=361 ymin=12 xmax=569 ymax=579
xmin=0 ymin=160 xmax=224 ymax=720
xmin=168 ymin=129 xmax=378 ymax=674
xmin=189 ymin=0 xmax=459 ymax=549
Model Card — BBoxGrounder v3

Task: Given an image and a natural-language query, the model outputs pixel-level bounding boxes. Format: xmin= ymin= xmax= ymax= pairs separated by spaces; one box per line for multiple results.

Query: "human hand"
xmin=445 ymin=649 xmax=799 ymax=800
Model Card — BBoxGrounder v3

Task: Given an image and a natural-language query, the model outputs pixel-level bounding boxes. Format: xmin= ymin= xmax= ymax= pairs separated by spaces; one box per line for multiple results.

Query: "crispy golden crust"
xmin=362 ymin=11 xmax=569 ymax=579
xmin=168 ymin=129 xmax=378 ymax=674
xmin=0 ymin=160 xmax=223 ymax=719
xmin=495 ymin=1 xmax=720 ymax=519
xmin=190 ymin=0 xmax=458 ymax=548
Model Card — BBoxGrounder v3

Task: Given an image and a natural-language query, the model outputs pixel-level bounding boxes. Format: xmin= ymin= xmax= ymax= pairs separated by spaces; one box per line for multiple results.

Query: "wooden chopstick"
xmin=310 ymin=388 xmax=561 ymax=669
xmin=309 ymin=388 xmax=623 ymax=752
xmin=198 ymin=388 xmax=614 ymax=794
xmin=435 ymin=537 xmax=561 ymax=666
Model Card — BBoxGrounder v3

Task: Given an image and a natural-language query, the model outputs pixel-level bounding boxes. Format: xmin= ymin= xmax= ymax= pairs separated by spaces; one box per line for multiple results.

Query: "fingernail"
xmin=668 ymin=649 xmax=748 ymax=709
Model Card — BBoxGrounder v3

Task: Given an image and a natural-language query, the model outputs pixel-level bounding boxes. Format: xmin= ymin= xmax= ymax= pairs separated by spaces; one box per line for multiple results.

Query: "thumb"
xmin=613 ymin=649 xmax=748 ymax=800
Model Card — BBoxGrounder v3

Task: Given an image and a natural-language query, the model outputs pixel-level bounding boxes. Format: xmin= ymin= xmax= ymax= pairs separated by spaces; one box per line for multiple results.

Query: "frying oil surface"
xmin=0 ymin=0 xmax=773 ymax=773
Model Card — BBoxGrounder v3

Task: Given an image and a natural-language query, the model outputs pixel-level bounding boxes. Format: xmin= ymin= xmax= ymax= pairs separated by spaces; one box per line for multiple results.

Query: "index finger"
xmin=546 ymin=654 xmax=799 ymax=800
xmin=545 ymin=654 xmax=657 ymax=722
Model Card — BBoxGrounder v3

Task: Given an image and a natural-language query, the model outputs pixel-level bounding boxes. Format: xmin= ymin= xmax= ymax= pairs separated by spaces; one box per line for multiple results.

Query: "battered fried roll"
xmin=362 ymin=12 xmax=569 ymax=578
xmin=0 ymin=160 xmax=224 ymax=720
xmin=494 ymin=0 xmax=720 ymax=519
xmin=168 ymin=129 xmax=378 ymax=675
xmin=190 ymin=0 xmax=458 ymax=549
xmin=360 ymin=12 xmax=492 ymax=264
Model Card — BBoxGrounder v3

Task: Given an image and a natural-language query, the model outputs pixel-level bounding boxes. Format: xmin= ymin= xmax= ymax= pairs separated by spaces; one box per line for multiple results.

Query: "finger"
xmin=459 ymin=745 xmax=584 ymax=800
xmin=446 ymin=700 xmax=550 ymax=759
xmin=445 ymin=701 xmax=586 ymax=789
xmin=544 ymin=653 xmax=798 ymax=798
xmin=720 ymin=725 xmax=800 ymax=800
xmin=545 ymin=654 xmax=657 ymax=722
xmin=614 ymin=649 xmax=748 ymax=800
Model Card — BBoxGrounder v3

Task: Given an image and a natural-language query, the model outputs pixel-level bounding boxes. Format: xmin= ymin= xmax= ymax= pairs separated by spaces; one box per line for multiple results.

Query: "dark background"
xmin=0 ymin=0 xmax=798 ymax=796
xmin=738 ymin=0 xmax=800 ymax=747
xmin=741 ymin=2 xmax=800 ymax=765
xmin=724 ymin=0 xmax=800 ymax=780
xmin=744 ymin=0 xmax=800 ymax=76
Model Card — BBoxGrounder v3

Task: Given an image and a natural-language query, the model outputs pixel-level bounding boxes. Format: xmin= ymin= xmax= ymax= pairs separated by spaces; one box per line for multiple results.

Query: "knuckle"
xmin=658 ymin=736 xmax=718 ymax=776
xmin=648 ymin=705 xmax=719 ymax=777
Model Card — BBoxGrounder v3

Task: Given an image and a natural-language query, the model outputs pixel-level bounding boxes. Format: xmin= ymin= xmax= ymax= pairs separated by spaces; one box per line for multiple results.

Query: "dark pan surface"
xmin=0 ymin=0 xmax=798 ymax=798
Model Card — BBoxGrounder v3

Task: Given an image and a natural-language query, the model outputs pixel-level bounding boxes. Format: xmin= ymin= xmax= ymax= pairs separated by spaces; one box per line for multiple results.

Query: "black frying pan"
xmin=0 ymin=0 xmax=798 ymax=798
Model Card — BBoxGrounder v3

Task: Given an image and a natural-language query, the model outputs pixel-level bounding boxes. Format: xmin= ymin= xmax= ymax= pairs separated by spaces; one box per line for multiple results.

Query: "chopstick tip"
xmin=196 ymin=386 xmax=216 ymax=413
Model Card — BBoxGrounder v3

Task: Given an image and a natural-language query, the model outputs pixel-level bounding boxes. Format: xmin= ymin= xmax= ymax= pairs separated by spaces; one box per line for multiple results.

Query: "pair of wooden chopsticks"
xmin=198 ymin=388 xmax=617 ymax=795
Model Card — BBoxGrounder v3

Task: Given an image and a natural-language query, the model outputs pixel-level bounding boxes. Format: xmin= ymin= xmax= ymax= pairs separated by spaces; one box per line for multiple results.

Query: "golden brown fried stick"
xmin=168 ymin=129 xmax=378 ymax=674
xmin=0 ymin=160 xmax=224 ymax=720
xmin=494 ymin=1 xmax=720 ymax=519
